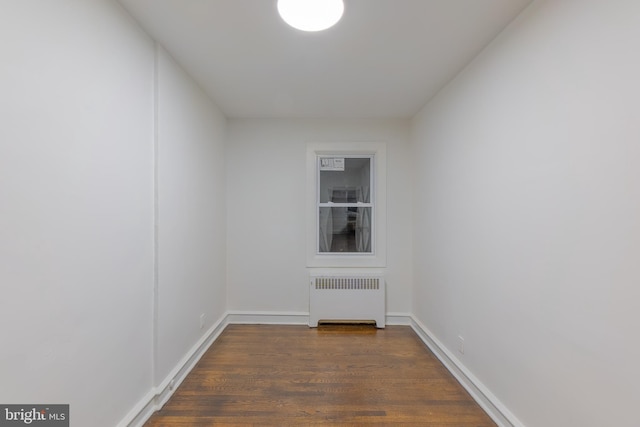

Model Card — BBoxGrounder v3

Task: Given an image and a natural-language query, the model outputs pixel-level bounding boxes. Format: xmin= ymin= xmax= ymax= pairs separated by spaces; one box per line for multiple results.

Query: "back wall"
xmin=226 ymin=119 xmax=413 ymax=317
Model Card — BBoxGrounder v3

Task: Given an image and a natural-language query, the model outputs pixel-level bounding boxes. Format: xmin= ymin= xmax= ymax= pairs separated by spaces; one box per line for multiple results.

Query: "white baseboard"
xmin=226 ymin=310 xmax=309 ymax=325
xmin=385 ymin=312 xmax=412 ymax=325
xmin=226 ymin=311 xmax=412 ymax=327
xmin=117 ymin=389 xmax=157 ymax=427
xmin=409 ymin=315 xmax=525 ymax=427
xmin=119 ymin=313 xmax=229 ymax=427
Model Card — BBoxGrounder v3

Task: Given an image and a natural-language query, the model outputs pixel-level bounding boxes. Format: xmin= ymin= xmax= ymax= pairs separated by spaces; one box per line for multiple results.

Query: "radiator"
xmin=309 ymin=274 xmax=386 ymax=328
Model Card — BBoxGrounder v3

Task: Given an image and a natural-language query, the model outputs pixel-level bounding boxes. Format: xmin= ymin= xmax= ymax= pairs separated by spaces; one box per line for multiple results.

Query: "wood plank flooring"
xmin=144 ymin=324 xmax=496 ymax=426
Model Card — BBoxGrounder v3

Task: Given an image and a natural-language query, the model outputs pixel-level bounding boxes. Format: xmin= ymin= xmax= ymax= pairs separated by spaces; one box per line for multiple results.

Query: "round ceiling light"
xmin=277 ymin=0 xmax=345 ymax=32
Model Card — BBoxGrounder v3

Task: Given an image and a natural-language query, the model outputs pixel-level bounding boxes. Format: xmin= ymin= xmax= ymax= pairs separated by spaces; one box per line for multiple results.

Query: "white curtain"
xmin=319 ymin=188 xmax=333 ymax=252
xmin=356 ymin=185 xmax=371 ymax=252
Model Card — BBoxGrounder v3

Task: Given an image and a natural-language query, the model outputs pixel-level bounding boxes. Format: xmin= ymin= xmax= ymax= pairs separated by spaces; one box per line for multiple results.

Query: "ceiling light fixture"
xmin=277 ymin=0 xmax=344 ymax=32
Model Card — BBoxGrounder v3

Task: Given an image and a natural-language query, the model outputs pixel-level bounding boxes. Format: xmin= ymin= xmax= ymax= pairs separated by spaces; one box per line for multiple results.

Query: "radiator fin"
xmin=314 ymin=277 xmax=380 ymax=290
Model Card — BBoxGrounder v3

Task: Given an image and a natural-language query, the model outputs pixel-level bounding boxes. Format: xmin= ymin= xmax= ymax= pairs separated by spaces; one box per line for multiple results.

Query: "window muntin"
xmin=317 ymin=156 xmax=373 ymax=254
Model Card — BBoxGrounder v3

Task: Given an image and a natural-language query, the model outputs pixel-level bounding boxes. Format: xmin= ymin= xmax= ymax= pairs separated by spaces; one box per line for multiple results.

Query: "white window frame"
xmin=306 ymin=142 xmax=387 ymax=268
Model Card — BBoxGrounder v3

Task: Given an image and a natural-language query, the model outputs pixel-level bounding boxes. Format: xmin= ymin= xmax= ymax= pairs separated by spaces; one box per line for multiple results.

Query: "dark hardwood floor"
xmin=144 ymin=324 xmax=496 ymax=426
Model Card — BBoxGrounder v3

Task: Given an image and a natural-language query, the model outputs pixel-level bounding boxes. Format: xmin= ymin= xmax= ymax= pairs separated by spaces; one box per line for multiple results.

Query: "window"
xmin=318 ymin=156 xmax=373 ymax=253
xmin=307 ymin=143 xmax=386 ymax=268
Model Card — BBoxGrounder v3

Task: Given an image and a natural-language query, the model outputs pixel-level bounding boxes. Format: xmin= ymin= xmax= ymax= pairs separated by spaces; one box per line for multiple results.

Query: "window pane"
xmin=318 ymin=207 xmax=372 ymax=253
xmin=319 ymin=157 xmax=371 ymax=203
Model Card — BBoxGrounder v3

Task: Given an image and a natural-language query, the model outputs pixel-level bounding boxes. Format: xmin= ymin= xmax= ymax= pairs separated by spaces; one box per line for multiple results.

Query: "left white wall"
xmin=155 ymin=46 xmax=227 ymax=384
xmin=0 ymin=2 xmax=228 ymax=426
xmin=0 ymin=1 xmax=155 ymax=426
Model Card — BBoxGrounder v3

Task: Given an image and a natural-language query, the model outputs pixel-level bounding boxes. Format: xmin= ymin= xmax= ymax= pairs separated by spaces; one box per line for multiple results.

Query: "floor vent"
xmin=309 ymin=274 xmax=385 ymax=328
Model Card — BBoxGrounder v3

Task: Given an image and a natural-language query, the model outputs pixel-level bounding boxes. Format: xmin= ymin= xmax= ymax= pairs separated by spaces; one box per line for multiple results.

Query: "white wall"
xmin=410 ymin=1 xmax=640 ymax=426
xmin=0 ymin=3 xmax=228 ymax=426
xmin=226 ymin=119 xmax=413 ymax=315
xmin=0 ymin=1 xmax=155 ymax=426
xmin=155 ymin=47 xmax=227 ymax=382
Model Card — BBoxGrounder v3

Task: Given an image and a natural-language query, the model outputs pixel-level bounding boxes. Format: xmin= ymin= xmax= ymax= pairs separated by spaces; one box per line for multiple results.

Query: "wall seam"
xmin=152 ymin=42 xmax=160 ymax=388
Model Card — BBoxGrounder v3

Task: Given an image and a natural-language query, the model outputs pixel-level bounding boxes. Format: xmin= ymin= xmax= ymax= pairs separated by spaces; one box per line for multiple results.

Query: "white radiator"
xmin=309 ymin=274 xmax=386 ymax=328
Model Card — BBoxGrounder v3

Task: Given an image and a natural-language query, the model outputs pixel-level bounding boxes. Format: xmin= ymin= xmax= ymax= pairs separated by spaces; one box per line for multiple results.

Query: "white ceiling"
xmin=118 ymin=0 xmax=532 ymax=119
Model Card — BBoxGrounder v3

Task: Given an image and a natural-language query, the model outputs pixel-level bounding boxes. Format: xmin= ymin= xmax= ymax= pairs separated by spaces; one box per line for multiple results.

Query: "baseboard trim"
xmin=155 ymin=314 xmax=229 ymax=408
xmin=120 ymin=313 xmax=229 ymax=427
xmin=409 ymin=315 xmax=524 ymax=427
xmin=225 ymin=311 xmax=412 ymax=327
xmin=226 ymin=311 xmax=309 ymax=325
xmin=117 ymin=389 xmax=157 ymax=427
xmin=385 ymin=312 xmax=412 ymax=325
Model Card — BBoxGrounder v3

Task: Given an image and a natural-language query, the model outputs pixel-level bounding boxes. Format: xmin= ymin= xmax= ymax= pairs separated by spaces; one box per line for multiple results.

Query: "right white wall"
xmin=410 ymin=1 xmax=640 ymax=426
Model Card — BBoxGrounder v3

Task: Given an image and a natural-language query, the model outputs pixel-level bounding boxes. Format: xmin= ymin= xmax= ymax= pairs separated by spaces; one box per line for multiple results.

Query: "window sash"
xmin=316 ymin=155 xmax=374 ymax=255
